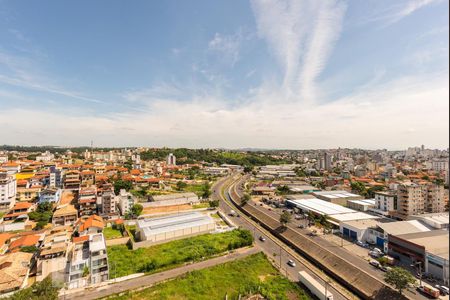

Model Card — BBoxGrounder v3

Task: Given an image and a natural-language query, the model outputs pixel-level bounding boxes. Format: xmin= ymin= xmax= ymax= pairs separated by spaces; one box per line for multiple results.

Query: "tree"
xmin=82 ymin=266 xmax=90 ymax=277
xmin=176 ymin=181 xmax=187 ymax=191
xmin=28 ymin=202 xmax=53 ymax=230
xmin=113 ymin=179 xmax=133 ymax=195
xmin=130 ymin=204 xmax=143 ymax=217
xmin=243 ymin=165 xmax=254 ymax=173
xmin=384 ymin=267 xmax=415 ymax=295
xmin=280 ymin=211 xmax=291 ymax=227
xmin=209 ymin=199 xmax=219 ymax=208
xmin=201 ymin=182 xmax=211 ymax=199
xmin=241 ymin=193 xmax=251 ymax=206
xmin=350 ymin=181 xmax=367 ymax=197
xmin=294 ymin=167 xmax=307 ymax=177
xmin=9 ymin=276 xmax=60 ymax=300
xmin=276 ymin=185 xmax=290 ymax=195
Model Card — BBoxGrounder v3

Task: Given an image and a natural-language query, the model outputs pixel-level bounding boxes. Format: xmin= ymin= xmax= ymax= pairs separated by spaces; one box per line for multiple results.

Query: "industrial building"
xmin=136 ymin=212 xmax=215 ymax=244
xmin=347 ymin=199 xmax=376 ymax=211
xmin=311 ymin=190 xmax=363 ymax=206
xmin=286 ymin=198 xmax=378 ymax=226
xmin=388 ymin=230 xmax=449 ymax=284
xmin=409 ymin=212 xmax=449 ymax=230
xmin=147 ymin=192 xmax=200 ymax=207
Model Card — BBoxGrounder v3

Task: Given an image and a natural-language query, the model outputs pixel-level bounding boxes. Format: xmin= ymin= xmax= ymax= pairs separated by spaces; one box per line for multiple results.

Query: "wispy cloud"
xmin=208 ymin=31 xmax=244 ymax=66
xmin=250 ymin=0 xmax=346 ymax=102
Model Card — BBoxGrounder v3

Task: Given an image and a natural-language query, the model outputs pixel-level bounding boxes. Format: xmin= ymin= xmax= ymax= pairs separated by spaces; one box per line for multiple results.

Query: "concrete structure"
xmin=36 ymin=227 xmax=72 ymax=282
xmin=396 ymin=182 xmax=445 ymax=220
xmin=35 ymin=151 xmax=55 ymax=162
xmin=52 ymin=204 xmax=78 ymax=226
xmin=167 ymin=153 xmax=176 ymax=166
xmin=204 ymin=166 xmax=230 ymax=176
xmin=67 ymin=233 xmax=109 ymax=289
xmin=78 ymin=187 xmax=97 ymax=217
xmin=117 ymin=189 xmax=135 ymax=215
xmin=431 ymin=159 xmax=449 ymax=172
xmin=136 ymin=212 xmax=215 ymax=244
xmin=147 ymin=192 xmax=199 ymax=207
xmin=0 ymin=170 xmax=16 ymax=212
xmin=374 ymin=191 xmax=397 ymax=211
xmin=347 ymin=199 xmax=376 ymax=211
xmin=38 ymin=188 xmax=62 ymax=204
xmin=312 ymin=190 xmax=363 ymax=206
xmin=388 ymin=230 xmax=449 ymax=284
xmin=409 ymin=212 xmax=449 ymax=230
xmin=101 ymin=191 xmax=117 ymax=215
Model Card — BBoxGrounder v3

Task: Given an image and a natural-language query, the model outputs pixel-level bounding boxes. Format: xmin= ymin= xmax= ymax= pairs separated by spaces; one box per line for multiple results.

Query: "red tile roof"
xmin=9 ymin=235 xmax=40 ymax=251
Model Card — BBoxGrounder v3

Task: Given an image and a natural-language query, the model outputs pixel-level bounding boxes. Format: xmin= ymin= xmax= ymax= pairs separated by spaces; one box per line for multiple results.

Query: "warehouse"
xmin=312 ymin=190 xmax=363 ymax=206
xmin=388 ymin=230 xmax=449 ymax=284
xmin=146 ymin=192 xmax=200 ymax=208
xmin=136 ymin=212 xmax=215 ymax=244
xmin=286 ymin=198 xmax=378 ymax=226
xmin=347 ymin=199 xmax=376 ymax=211
xmin=409 ymin=212 xmax=449 ymax=230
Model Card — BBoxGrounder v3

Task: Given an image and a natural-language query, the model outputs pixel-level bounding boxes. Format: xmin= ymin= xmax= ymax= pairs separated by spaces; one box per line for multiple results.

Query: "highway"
xmin=212 ymin=175 xmax=355 ymax=300
xmin=221 ymin=173 xmax=431 ymax=300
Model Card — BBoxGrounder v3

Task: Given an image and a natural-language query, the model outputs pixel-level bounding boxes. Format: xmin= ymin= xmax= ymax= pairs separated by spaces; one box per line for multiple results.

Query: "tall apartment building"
xmin=101 ymin=191 xmax=117 ymax=215
xmin=117 ymin=189 xmax=135 ymax=215
xmin=64 ymin=171 xmax=81 ymax=190
xmin=167 ymin=153 xmax=176 ymax=166
xmin=431 ymin=159 xmax=449 ymax=172
xmin=0 ymin=169 xmax=17 ymax=212
xmin=396 ymin=183 xmax=445 ymax=220
xmin=78 ymin=187 xmax=98 ymax=217
xmin=67 ymin=233 xmax=109 ymax=289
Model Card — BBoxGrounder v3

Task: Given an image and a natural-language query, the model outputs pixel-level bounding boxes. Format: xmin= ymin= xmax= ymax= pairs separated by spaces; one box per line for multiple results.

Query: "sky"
xmin=0 ymin=0 xmax=448 ymax=150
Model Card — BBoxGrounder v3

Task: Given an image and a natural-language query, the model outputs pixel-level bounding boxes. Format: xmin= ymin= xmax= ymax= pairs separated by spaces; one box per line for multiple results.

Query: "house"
xmin=0 ymin=233 xmax=12 ymax=254
xmin=2 ymin=202 xmax=33 ymax=222
xmin=52 ymin=204 xmax=78 ymax=227
xmin=77 ymin=215 xmax=104 ymax=235
xmin=38 ymin=188 xmax=62 ymax=204
xmin=16 ymin=186 xmax=42 ymax=202
xmin=8 ymin=234 xmax=41 ymax=253
xmin=0 ymin=252 xmax=33 ymax=293
xmin=36 ymin=227 xmax=72 ymax=282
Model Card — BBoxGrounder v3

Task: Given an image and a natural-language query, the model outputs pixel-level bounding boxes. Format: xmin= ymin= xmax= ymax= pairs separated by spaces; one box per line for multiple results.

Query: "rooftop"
xmin=379 ymin=220 xmax=431 ymax=236
xmin=287 ymin=198 xmax=355 ymax=215
xmin=152 ymin=192 xmax=198 ymax=201
xmin=312 ymin=190 xmax=362 ymax=199
xmin=395 ymin=230 xmax=449 ymax=259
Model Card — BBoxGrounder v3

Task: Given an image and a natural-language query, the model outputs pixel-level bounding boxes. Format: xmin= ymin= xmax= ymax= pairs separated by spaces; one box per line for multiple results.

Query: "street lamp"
xmin=411 ymin=261 xmax=423 ymax=287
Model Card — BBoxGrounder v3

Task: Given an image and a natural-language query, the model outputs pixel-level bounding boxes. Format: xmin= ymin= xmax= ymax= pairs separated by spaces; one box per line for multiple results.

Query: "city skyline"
xmin=0 ymin=0 xmax=449 ymax=149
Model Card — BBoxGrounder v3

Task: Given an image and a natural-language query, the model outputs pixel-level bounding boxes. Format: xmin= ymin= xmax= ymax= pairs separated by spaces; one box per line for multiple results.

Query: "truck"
xmin=299 ymin=271 xmax=333 ymax=300
xmin=229 ymin=210 xmax=237 ymax=217
xmin=417 ymin=285 xmax=440 ymax=299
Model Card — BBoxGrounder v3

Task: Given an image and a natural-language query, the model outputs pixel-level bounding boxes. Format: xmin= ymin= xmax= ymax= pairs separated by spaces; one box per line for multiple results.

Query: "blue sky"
xmin=0 ymin=0 xmax=448 ymax=149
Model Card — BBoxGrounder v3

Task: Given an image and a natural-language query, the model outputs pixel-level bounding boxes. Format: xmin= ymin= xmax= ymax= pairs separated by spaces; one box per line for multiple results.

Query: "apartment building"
xmin=80 ymin=171 xmax=95 ymax=187
xmin=78 ymin=187 xmax=98 ymax=217
xmin=396 ymin=183 xmax=445 ymax=220
xmin=117 ymin=189 xmax=135 ymax=215
xmin=63 ymin=171 xmax=81 ymax=190
xmin=431 ymin=159 xmax=449 ymax=172
xmin=0 ymin=169 xmax=17 ymax=212
xmin=67 ymin=233 xmax=109 ymax=289
xmin=374 ymin=191 xmax=398 ymax=213
xmin=100 ymin=191 xmax=117 ymax=215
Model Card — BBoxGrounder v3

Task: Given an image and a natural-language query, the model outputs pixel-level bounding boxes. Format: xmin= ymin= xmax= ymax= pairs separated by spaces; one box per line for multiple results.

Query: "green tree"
xmin=8 ymin=276 xmax=60 ymax=300
xmin=384 ymin=267 xmax=415 ymax=295
xmin=201 ymin=182 xmax=211 ymax=199
xmin=113 ymin=179 xmax=133 ymax=194
xmin=243 ymin=165 xmax=254 ymax=173
xmin=176 ymin=181 xmax=187 ymax=191
xmin=280 ymin=211 xmax=291 ymax=227
xmin=241 ymin=193 xmax=251 ymax=206
xmin=350 ymin=181 xmax=367 ymax=197
xmin=209 ymin=199 xmax=219 ymax=208
xmin=82 ymin=266 xmax=90 ymax=277
xmin=276 ymin=185 xmax=290 ymax=195
xmin=131 ymin=204 xmax=143 ymax=217
xmin=294 ymin=167 xmax=307 ymax=177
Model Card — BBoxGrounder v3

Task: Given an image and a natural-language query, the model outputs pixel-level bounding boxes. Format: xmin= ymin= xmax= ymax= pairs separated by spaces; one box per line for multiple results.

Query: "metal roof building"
xmin=136 ymin=212 xmax=215 ymax=244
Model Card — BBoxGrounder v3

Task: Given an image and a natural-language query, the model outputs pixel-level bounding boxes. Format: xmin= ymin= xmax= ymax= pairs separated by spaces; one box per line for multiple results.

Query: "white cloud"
xmin=208 ymin=31 xmax=243 ymax=66
xmin=250 ymin=0 xmax=346 ymax=101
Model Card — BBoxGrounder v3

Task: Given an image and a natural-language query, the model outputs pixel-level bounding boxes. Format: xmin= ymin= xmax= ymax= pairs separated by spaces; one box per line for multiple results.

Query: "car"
xmin=298 ymin=224 xmax=305 ymax=229
xmin=287 ymin=260 xmax=296 ymax=267
xmin=308 ymin=231 xmax=318 ymax=237
xmin=379 ymin=265 xmax=391 ymax=272
xmin=369 ymin=251 xmax=381 ymax=258
xmin=259 ymin=236 xmax=266 ymax=242
xmin=369 ymin=260 xmax=381 ymax=268
xmin=435 ymin=285 xmax=449 ymax=295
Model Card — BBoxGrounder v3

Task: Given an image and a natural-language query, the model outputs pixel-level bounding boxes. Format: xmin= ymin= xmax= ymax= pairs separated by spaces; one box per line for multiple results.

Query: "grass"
xmin=107 ymin=229 xmax=253 ymax=279
xmin=125 ymin=225 xmax=137 ymax=242
xmin=108 ymin=252 xmax=310 ymax=300
xmin=192 ymin=202 xmax=210 ymax=209
xmin=103 ymin=227 xmax=123 ymax=240
xmin=184 ymin=184 xmax=206 ymax=196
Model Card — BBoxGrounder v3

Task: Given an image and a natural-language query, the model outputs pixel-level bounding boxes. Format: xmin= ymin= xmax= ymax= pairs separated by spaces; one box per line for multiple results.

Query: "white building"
xmin=117 ymin=189 xmax=135 ymax=215
xmin=136 ymin=212 xmax=215 ymax=244
xmin=374 ymin=191 xmax=397 ymax=212
xmin=0 ymin=169 xmax=16 ymax=212
xmin=431 ymin=159 xmax=449 ymax=172
xmin=35 ymin=151 xmax=55 ymax=162
xmin=148 ymin=192 xmax=199 ymax=207
xmin=167 ymin=153 xmax=176 ymax=166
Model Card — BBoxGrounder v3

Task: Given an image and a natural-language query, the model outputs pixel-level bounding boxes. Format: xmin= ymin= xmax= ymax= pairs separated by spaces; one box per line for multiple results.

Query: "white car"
xmin=287 ymin=260 xmax=296 ymax=267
